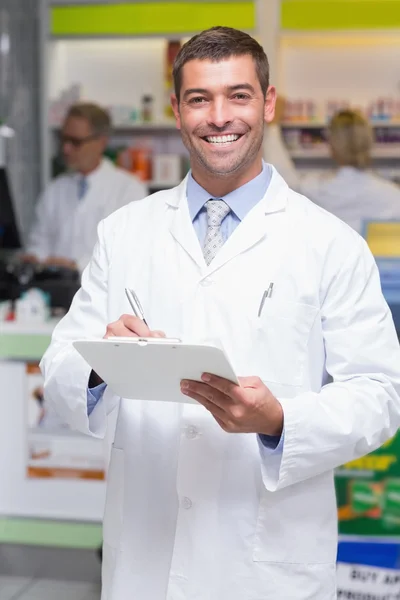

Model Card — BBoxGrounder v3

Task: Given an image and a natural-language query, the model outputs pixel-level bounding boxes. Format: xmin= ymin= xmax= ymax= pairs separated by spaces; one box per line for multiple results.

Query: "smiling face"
xmin=171 ymin=55 xmax=276 ymax=193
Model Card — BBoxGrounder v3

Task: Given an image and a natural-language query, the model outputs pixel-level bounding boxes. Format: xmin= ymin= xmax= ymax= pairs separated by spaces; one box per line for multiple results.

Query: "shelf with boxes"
xmin=51 ymin=122 xmax=179 ymax=133
xmin=44 ymin=36 xmax=188 ymax=189
xmin=103 ymin=126 xmax=186 ymax=190
xmin=282 ymin=121 xmax=400 ymax=129
xmin=281 ymin=120 xmax=400 ymax=162
xmin=288 ymin=144 xmax=400 ymax=160
xmin=281 ymin=97 xmax=400 ymax=125
xmin=50 ymin=119 xmax=186 ymax=189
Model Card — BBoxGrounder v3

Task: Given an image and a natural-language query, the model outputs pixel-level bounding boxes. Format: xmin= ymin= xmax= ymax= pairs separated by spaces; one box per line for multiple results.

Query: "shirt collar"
xmin=72 ymin=158 xmax=110 ymax=183
xmin=186 ymin=161 xmax=272 ymax=222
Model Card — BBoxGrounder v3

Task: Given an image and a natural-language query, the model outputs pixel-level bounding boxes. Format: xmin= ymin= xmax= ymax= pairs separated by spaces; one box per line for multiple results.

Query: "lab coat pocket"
xmin=254 ymin=300 xmax=318 ymax=386
xmin=102 ymin=446 xmax=125 ymax=550
xmin=253 ymin=471 xmax=337 ymax=564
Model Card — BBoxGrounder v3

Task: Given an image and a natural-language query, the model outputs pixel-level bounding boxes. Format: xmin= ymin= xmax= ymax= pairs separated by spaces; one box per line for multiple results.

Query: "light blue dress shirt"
xmin=87 ymin=162 xmax=283 ymax=452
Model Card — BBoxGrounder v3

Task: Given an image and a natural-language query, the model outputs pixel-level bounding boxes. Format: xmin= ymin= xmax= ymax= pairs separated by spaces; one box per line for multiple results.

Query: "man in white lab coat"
xmin=23 ymin=103 xmax=146 ymax=272
xmin=41 ymin=27 xmax=400 ymax=600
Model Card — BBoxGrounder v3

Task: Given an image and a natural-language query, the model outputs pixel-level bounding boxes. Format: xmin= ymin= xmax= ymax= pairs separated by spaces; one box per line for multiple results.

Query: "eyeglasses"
xmin=59 ymin=133 xmax=99 ymax=148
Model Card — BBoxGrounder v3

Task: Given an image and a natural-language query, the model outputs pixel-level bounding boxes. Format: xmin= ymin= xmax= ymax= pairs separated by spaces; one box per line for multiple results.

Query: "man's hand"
xmin=104 ymin=314 xmax=165 ymax=339
xmin=88 ymin=315 xmax=166 ymax=387
xmin=43 ymin=256 xmax=78 ymax=270
xmin=180 ymin=374 xmax=283 ymax=436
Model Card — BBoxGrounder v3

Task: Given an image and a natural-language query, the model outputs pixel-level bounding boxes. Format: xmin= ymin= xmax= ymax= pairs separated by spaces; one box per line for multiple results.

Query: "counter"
xmin=0 ymin=320 xmax=104 ymax=548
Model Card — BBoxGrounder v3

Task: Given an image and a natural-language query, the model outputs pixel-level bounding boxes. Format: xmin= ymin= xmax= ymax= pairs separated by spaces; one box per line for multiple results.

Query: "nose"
xmin=208 ymin=97 xmax=233 ymax=129
xmin=62 ymin=141 xmax=73 ymax=156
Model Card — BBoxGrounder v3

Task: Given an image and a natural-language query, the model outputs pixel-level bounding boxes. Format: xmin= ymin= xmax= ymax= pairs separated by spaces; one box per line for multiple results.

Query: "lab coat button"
xmin=182 ymin=497 xmax=192 ymax=510
xmin=186 ymin=426 xmax=198 ymax=439
xmin=201 ymin=278 xmax=213 ymax=286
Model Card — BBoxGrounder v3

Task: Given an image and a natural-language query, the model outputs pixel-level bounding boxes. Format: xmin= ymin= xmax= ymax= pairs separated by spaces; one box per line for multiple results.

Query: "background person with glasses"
xmin=21 ymin=102 xmax=146 ymax=273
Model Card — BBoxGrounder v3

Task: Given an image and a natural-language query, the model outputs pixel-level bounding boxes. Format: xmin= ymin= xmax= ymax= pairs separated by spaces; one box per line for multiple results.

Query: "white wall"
xmin=49 ymin=38 xmax=168 ymax=121
xmin=280 ymin=35 xmax=400 ymax=109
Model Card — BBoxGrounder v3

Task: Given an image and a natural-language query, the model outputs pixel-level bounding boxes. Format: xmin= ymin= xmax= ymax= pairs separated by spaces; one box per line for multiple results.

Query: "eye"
xmin=189 ymin=97 xmax=207 ymax=105
xmin=232 ymin=93 xmax=250 ymax=101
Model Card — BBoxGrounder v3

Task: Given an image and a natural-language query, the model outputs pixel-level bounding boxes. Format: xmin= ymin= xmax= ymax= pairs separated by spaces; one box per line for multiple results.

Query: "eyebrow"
xmin=183 ymin=88 xmax=209 ymax=99
xmin=182 ymin=83 xmax=256 ymax=100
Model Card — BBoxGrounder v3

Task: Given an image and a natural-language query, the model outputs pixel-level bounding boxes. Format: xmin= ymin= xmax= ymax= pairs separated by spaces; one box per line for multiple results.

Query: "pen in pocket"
xmin=258 ymin=282 xmax=274 ymax=317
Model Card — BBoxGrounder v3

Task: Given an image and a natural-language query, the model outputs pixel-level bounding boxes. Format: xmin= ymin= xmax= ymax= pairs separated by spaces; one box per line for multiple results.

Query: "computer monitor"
xmin=0 ymin=166 xmax=21 ymax=250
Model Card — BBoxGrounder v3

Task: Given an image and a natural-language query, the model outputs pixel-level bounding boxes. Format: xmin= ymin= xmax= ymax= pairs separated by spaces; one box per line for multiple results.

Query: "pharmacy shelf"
xmin=282 ymin=122 xmax=326 ymax=129
xmin=282 ymin=121 xmax=400 ymax=129
xmin=288 ymin=146 xmax=330 ymax=158
xmin=372 ymin=145 xmax=400 ymax=158
xmin=115 ymin=122 xmax=178 ymax=132
xmin=51 ymin=120 xmax=400 ymax=133
xmin=289 ymin=144 xmax=400 ymax=159
xmin=148 ymin=179 xmax=180 ymax=188
xmin=51 ymin=121 xmax=178 ymax=132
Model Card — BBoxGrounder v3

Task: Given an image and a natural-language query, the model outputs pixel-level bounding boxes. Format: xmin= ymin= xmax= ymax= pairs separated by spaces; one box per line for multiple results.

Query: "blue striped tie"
xmin=203 ymin=199 xmax=230 ymax=265
xmin=77 ymin=176 xmax=88 ymax=200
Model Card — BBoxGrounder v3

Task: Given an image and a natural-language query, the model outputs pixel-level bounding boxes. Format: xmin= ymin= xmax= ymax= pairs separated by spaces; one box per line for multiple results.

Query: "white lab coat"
xmin=41 ymin=167 xmax=400 ymax=600
xmin=263 ymin=123 xmax=299 ymax=190
xmin=300 ymin=166 xmax=400 ymax=234
xmin=26 ymin=158 xmax=147 ymax=271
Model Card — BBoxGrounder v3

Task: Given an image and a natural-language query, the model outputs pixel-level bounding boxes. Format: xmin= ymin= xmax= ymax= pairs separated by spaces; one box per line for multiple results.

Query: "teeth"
xmin=206 ymin=134 xmax=240 ymax=144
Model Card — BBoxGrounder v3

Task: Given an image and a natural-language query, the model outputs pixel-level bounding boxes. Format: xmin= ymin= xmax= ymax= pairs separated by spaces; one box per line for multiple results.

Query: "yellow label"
xmin=343 ymin=455 xmax=397 ymax=471
xmin=365 ymin=222 xmax=400 ymax=257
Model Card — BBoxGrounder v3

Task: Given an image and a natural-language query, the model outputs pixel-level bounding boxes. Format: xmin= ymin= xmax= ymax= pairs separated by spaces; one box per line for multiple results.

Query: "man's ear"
xmin=264 ymin=86 xmax=277 ymax=125
xmin=171 ymin=94 xmax=181 ymax=130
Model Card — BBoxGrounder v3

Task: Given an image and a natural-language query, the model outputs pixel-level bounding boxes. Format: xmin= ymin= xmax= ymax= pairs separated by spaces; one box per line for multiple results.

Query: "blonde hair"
xmin=65 ymin=102 xmax=111 ymax=136
xmin=328 ymin=110 xmax=373 ymax=170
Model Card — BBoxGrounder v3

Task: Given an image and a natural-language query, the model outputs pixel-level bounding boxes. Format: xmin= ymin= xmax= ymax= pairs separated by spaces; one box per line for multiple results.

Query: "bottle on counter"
xmin=141 ymin=95 xmax=154 ymax=122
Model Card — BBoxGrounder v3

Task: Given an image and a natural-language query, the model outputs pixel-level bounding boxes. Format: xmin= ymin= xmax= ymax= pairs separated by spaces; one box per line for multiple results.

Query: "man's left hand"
xmin=180 ymin=374 xmax=283 ymax=436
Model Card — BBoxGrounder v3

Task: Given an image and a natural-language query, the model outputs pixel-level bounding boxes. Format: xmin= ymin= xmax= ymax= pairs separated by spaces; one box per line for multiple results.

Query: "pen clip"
xmin=258 ymin=282 xmax=274 ymax=317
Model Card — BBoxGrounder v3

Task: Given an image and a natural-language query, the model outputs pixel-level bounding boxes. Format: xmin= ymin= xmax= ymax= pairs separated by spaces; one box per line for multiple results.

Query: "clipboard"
xmin=73 ymin=337 xmax=239 ymax=403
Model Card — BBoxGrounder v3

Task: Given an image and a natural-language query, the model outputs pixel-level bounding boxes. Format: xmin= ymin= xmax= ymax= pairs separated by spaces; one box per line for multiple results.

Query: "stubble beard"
xmin=180 ymin=123 xmax=264 ymax=178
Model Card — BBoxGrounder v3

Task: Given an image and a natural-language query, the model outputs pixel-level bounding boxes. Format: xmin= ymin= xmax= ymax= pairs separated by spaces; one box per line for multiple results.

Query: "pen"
xmin=125 ymin=288 xmax=149 ymax=327
xmin=258 ymin=282 xmax=274 ymax=317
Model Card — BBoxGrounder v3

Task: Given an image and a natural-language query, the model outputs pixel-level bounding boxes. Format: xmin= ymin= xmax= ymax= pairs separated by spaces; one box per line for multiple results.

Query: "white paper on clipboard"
xmin=73 ymin=337 xmax=239 ymax=403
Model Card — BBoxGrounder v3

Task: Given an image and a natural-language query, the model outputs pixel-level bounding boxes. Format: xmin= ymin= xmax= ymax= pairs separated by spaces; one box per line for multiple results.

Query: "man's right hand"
xmin=104 ymin=314 xmax=166 ymax=339
xmin=89 ymin=315 xmax=166 ymax=388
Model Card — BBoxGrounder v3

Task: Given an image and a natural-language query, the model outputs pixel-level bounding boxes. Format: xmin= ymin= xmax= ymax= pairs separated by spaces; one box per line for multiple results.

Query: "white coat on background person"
xmin=300 ymin=109 xmax=400 ymax=233
xmin=24 ymin=103 xmax=146 ymax=272
xmin=41 ymin=27 xmax=400 ymax=600
xmin=263 ymin=95 xmax=299 ymax=190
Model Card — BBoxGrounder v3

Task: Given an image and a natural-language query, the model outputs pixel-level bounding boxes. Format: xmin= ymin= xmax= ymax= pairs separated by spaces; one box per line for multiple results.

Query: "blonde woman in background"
xmin=301 ymin=110 xmax=400 ymax=233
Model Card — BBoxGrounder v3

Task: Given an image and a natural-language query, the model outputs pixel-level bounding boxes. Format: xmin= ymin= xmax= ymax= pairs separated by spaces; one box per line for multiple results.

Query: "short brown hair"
xmin=173 ymin=26 xmax=269 ymax=102
xmin=65 ymin=102 xmax=111 ymax=136
xmin=328 ymin=110 xmax=373 ymax=170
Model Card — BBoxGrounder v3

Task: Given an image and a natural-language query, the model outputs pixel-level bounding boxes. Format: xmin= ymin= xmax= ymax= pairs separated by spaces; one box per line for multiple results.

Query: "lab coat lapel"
xmin=206 ymin=168 xmax=289 ymax=273
xmin=167 ymin=177 xmax=205 ymax=270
